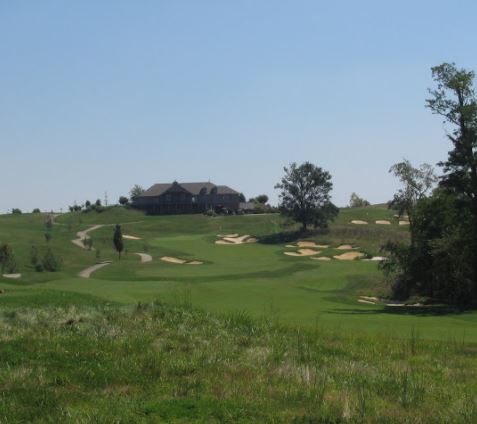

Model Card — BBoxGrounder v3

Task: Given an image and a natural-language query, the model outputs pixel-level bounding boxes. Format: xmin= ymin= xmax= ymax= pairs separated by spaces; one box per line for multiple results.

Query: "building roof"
xmin=137 ymin=182 xmax=239 ymax=197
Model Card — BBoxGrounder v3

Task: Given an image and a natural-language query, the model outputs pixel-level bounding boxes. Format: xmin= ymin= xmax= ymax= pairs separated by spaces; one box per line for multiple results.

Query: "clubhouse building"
xmin=132 ymin=181 xmax=242 ymax=215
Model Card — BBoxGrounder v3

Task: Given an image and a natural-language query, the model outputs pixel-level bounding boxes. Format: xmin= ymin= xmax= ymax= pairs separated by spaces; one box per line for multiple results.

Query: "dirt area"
xmin=284 ymin=249 xmax=320 ymax=257
xmin=216 ymin=235 xmax=257 ymax=245
xmin=333 ymin=252 xmax=365 ymax=260
xmin=161 ymin=256 xmax=203 ymax=265
xmin=351 ymin=220 xmax=368 ymax=225
xmin=375 ymin=220 xmax=391 ymax=225
xmin=311 ymin=257 xmax=331 ymax=261
xmin=399 ymin=221 xmax=410 ymax=225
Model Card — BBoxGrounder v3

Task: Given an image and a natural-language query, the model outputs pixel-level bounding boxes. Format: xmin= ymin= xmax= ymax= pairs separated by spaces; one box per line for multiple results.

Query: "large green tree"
xmin=275 ymin=162 xmax=338 ymax=231
xmin=427 ymin=63 xmax=477 ymax=297
xmin=383 ymin=64 xmax=477 ymax=304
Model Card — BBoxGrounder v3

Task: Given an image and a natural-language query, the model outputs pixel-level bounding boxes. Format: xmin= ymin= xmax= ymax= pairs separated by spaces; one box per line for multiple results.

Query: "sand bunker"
xmin=336 ymin=244 xmax=355 ymax=250
xmin=161 ymin=256 xmax=203 ymax=265
xmin=284 ymin=249 xmax=320 ymax=257
xmin=216 ymin=234 xmax=257 ymax=245
xmin=2 ymin=273 xmax=21 ymax=279
xmin=311 ymin=257 xmax=331 ymax=261
xmin=399 ymin=221 xmax=410 ymax=226
xmin=123 ymin=235 xmax=142 ymax=240
xmin=135 ymin=253 xmax=152 ymax=263
xmin=376 ymin=220 xmax=391 ymax=225
xmin=217 ymin=233 xmax=239 ymax=238
xmin=297 ymin=241 xmax=329 ymax=248
xmin=351 ymin=220 xmax=368 ymax=225
xmin=358 ymin=299 xmax=376 ymax=305
xmin=334 ymin=252 xmax=365 ymax=261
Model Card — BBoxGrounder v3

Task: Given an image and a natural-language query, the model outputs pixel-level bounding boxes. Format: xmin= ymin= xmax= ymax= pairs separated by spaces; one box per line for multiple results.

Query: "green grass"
xmin=1 ymin=207 xmax=476 ymax=342
xmin=0 ymin=301 xmax=476 ymax=423
xmin=1 ymin=206 xmax=477 ymax=421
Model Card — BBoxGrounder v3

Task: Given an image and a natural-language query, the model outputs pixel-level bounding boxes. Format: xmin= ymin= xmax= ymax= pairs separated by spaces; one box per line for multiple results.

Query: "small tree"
xmin=275 ymin=162 xmax=338 ymax=232
xmin=113 ymin=224 xmax=124 ymax=259
xmin=11 ymin=208 xmax=22 ymax=214
xmin=119 ymin=196 xmax=129 ymax=205
xmin=30 ymin=245 xmax=39 ymax=266
xmin=32 ymin=208 xmax=41 ymax=213
xmin=255 ymin=194 xmax=269 ymax=205
xmin=388 ymin=159 xmax=437 ymax=225
xmin=45 ymin=214 xmax=54 ymax=230
xmin=238 ymin=193 xmax=246 ymax=202
xmin=349 ymin=193 xmax=370 ymax=208
xmin=42 ymin=248 xmax=62 ymax=272
xmin=130 ymin=185 xmax=145 ymax=199
xmin=0 ymin=243 xmax=17 ymax=273
xmin=85 ymin=238 xmax=93 ymax=251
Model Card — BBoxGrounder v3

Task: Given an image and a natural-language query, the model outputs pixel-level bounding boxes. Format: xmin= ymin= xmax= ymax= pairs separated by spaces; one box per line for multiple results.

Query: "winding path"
xmin=72 ymin=225 xmax=105 ymax=249
xmin=78 ymin=261 xmax=112 ymax=278
xmin=135 ymin=253 xmax=152 ymax=263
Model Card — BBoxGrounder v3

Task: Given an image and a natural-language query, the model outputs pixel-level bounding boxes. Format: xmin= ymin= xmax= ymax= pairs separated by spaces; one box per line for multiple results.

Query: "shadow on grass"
xmin=258 ymin=229 xmax=325 ymax=245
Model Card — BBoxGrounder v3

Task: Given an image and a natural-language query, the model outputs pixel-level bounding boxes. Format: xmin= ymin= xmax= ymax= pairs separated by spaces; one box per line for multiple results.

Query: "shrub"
xmin=42 ymin=248 xmax=62 ymax=272
xmin=30 ymin=246 xmax=39 ymax=267
xmin=11 ymin=208 xmax=22 ymax=214
xmin=32 ymin=208 xmax=41 ymax=213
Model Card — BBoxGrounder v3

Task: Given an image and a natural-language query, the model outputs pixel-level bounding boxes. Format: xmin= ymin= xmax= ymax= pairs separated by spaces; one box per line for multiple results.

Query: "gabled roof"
xmin=137 ymin=182 xmax=239 ymax=197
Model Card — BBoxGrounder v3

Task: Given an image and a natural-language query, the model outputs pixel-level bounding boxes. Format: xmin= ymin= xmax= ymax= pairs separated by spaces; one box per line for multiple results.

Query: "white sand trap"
xmin=311 ymin=257 xmax=331 ymax=261
xmin=370 ymin=256 xmax=387 ymax=261
xmin=399 ymin=221 xmax=410 ymax=226
xmin=284 ymin=249 xmax=320 ymax=257
xmin=216 ymin=234 xmax=257 ymax=245
xmin=361 ymin=296 xmax=379 ymax=302
xmin=334 ymin=252 xmax=365 ymax=261
xmin=351 ymin=220 xmax=368 ymax=225
xmin=78 ymin=261 xmax=111 ymax=278
xmin=358 ymin=299 xmax=376 ymax=305
xmin=2 ymin=273 xmax=21 ymax=279
xmin=285 ymin=244 xmax=296 ymax=248
xmin=161 ymin=256 xmax=187 ymax=264
xmin=161 ymin=256 xmax=203 ymax=265
xmin=336 ymin=244 xmax=355 ymax=250
xmin=376 ymin=220 xmax=391 ymax=225
xmin=135 ymin=253 xmax=152 ymax=263
xmin=123 ymin=235 xmax=142 ymax=240
xmin=297 ymin=241 xmax=329 ymax=248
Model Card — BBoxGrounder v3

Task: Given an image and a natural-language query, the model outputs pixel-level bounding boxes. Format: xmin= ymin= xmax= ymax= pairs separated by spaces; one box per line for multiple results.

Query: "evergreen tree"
xmin=113 ymin=224 xmax=124 ymax=260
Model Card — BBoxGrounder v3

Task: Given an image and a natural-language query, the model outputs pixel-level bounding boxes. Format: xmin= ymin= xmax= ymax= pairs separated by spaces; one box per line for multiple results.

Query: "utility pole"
xmin=104 ymin=191 xmax=108 ymax=206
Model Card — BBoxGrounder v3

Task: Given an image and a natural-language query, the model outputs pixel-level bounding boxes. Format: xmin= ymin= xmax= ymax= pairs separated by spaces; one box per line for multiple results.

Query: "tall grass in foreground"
xmin=0 ymin=302 xmax=476 ymax=423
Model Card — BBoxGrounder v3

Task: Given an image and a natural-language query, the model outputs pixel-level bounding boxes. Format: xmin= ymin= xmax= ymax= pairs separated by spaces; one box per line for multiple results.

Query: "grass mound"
xmin=0 ymin=302 xmax=476 ymax=422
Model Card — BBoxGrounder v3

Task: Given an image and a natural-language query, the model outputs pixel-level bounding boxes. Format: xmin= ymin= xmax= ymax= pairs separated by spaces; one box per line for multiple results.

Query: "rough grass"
xmin=0 ymin=301 xmax=476 ymax=423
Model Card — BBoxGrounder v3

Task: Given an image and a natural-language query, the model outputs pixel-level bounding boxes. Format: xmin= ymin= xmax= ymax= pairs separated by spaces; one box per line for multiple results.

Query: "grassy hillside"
xmin=1 ymin=206 xmax=476 ymax=341
xmin=1 ymin=206 xmax=477 ymax=421
xmin=1 ymin=301 xmax=475 ymax=423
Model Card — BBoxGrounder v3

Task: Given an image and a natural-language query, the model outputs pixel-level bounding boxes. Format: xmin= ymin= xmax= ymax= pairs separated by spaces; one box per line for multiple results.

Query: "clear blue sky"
xmin=1 ymin=0 xmax=477 ymax=212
